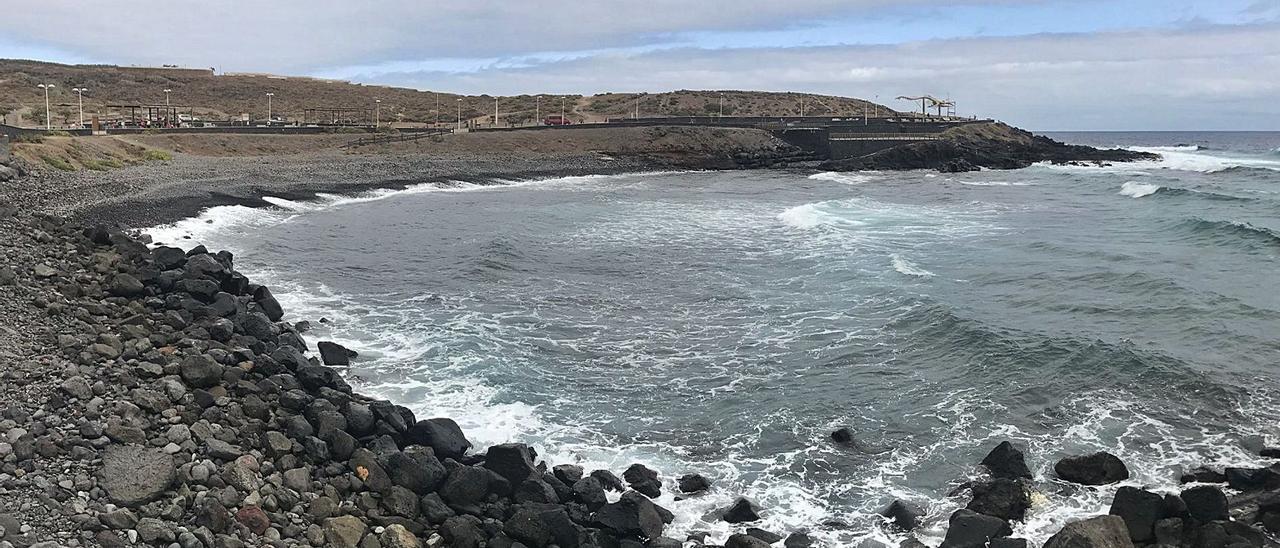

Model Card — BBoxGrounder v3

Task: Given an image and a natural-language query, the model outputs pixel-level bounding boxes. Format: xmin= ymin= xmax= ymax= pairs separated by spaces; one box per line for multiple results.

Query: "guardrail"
xmin=341 ymin=129 xmax=452 ymax=148
xmin=828 ymin=132 xmax=943 ymax=141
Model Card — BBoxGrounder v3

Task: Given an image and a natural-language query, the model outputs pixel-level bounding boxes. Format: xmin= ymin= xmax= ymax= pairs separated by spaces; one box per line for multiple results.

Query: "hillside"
xmin=0 ymin=59 xmax=897 ymax=128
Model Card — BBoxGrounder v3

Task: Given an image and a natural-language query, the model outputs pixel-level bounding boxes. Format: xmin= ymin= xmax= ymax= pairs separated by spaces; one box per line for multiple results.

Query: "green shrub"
xmin=13 ymin=134 xmax=44 ymax=144
xmin=45 ymin=130 xmax=73 ymax=138
xmin=143 ymin=149 xmax=173 ymax=162
xmin=41 ymin=155 xmax=75 ymax=171
xmin=83 ymin=158 xmax=125 ymax=171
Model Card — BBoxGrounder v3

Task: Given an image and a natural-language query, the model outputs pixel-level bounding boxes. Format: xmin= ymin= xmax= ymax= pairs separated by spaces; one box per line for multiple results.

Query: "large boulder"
xmin=982 ymin=441 xmax=1033 ymax=479
xmin=179 ymin=354 xmax=223 ymax=388
xmin=504 ymin=504 xmax=579 ymax=548
xmin=317 ymin=340 xmax=358 ymax=365
xmin=380 ymin=449 xmax=446 ymax=494
xmin=1224 ymin=467 xmax=1280 ymax=491
xmin=405 ymin=418 xmax=472 ymax=460
xmin=323 ymin=515 xmax=368 ymax=548
xmin=940 ymin=509 xmax=1012 ymax=548
xmin=253 ymin=285 xmax=285 ymax=321
xmin=1054 ymin=452 xmax=1129 ymax=485
xmin=678 ymin=473 xmax=711 ymax=493
xmin=99 ymin=445 xmax=176 ymax=507
xmin=623 ymin=463 xmax=662 ymax=498
xmin=722 ymin=497 xmax=762 ymax=523
xmin=881 ymin=499 xmax=922 ymax=531
xmin=727 ymin=534 xmax=774 ymax=548
xmin=1109 ymin=486 xmax=1163 ymax=542
xmin=439 ymin=465 xmax=491 ymax=506
xmin=1180 ymin=485 xmax=1229 ymax=523
xmin=594 ymin=491 xmax=665 ymax=540
xmin=1042 ymin=515 xmax=1134 ymax=548
xmin=967 ymin=479 xmax=1031 ymax=521
xmin=484 ymin=443 xmax=538 ymax=486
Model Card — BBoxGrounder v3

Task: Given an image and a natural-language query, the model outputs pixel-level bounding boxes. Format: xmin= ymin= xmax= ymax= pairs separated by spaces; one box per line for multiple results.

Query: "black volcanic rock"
xmin=1054 ymin=452 xmax=1129 ymax=485
xmin=982 ymin=441 xmax=1033 ymax=480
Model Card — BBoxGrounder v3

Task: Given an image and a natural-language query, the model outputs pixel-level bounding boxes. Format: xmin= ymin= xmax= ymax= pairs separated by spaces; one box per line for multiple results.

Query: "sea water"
xmin=148 ymin=132 xmax=1280 ymax=546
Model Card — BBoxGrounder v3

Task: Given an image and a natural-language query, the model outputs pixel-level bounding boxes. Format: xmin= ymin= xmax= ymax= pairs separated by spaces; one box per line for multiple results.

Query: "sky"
xmin=1 ymin=0 xmax=1278 ymax=130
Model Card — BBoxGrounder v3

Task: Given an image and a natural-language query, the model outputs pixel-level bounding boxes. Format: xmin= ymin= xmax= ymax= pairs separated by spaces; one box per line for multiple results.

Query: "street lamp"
xmin=536 ymin=95 xmax=541 ymax=127
xmin=493 ymin=97 xmax=499 ymax=127
xmin=560 ymin=96 xmax=565 ymax=123
xmin=72 ymin=87 xmax=88 ymax=128
xmin=164 ymin=88 xmax=172 ymax=106
xmin=435 ymin=92 xmax=440 ymax=125
xmin=375 ymin=99 xmax=381 ymax=128
xmin=37 ymin=84 xmax=55 ymax=130
xmin=718 ymin=93 xmax=724 ymax=119
xmin=456 ymin=98 xmax=462 ymax=130
xmin=266 ymin=93 xmax=274 ymax=124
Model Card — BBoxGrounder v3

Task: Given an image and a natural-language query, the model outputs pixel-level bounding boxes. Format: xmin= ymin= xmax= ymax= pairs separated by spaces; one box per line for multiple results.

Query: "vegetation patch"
xmin=143 ymin=149 xmax=173 ymax=162
xmin=41 ymin=155 xmax=75 ymax=171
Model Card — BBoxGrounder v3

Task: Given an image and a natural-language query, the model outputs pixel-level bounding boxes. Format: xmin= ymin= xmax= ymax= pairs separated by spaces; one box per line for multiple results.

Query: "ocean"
xmin=147 ymin=131 xmax=1280 ymax=546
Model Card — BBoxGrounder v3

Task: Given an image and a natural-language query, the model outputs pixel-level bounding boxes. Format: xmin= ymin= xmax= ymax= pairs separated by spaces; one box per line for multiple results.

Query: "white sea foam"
xmin=1119 ymin=181 xmax=1162 ymax=198
xmin=1125 ymin=146 xmax=1280 ymax=173
xmin=956 ymin=180 xmax=1033 ymax=187
xmin=808 ymin=171 xmax=874 ymax=185
xmin=891 ymin=254 xmax=935 ymax=277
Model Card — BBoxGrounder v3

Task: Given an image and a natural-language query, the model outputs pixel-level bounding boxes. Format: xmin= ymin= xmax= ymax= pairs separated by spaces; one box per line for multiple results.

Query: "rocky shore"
xmin=818 ymin=123 xmax=1158 ymax=173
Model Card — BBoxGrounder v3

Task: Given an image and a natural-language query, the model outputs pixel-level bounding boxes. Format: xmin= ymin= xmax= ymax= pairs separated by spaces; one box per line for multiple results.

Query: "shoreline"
xmin=0 ymin=138 xmax=1268 ymax=548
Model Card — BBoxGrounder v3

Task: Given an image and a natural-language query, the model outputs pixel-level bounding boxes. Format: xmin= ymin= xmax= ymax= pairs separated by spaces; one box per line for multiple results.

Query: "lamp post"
xmin=435 ymin=92 xmax=440 ymax=125
xmin=493 ymin=97 xmax=498 ymax=127
xmin=164 ymin=88 xmax=172 ymax=106
xmin=536 ymin=95 xmax=540 ymax=126
xmin=375 ymin=99 xmax=381 ymax=128
xmin=456 ymin=98 xmax=462 ymax=130
xmin=37 ymin=84 xmax=55 ymax=130
xmin=560 ymin=96 xmax=565 ymax=123
xmin=265 ymin=92 xmax=274 ymax=124
xmin=718 ymin=93 xmax=724 ymax=119
xmin=72 ymin=87 xmax=88 ymax=128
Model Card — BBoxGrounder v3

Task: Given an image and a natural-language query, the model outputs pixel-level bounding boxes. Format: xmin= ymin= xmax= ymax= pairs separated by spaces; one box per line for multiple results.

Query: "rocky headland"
xmin=818 ymin=123 xmax=1158 ymax=173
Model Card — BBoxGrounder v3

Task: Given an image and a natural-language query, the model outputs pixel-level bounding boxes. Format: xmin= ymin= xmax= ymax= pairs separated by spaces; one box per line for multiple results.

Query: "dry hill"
xmin=0 ymin=59 xmax=896 ymax=128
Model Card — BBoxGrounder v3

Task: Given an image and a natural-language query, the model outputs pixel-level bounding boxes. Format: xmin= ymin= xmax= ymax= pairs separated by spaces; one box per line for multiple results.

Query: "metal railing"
xmin=828 ymin=132 xmax=943 ymax=141
xmin=341 ymin=129 xmax=452 ymax=148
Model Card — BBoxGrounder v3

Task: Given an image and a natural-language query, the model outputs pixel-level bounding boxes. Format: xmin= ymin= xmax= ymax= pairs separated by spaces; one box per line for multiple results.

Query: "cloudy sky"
xmin=2 ymin=0 xmax=1278 ymax=130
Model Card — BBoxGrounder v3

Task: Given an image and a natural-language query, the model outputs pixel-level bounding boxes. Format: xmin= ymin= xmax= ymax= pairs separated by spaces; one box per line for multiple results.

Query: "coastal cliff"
xmin=818 ymin=122 xmax=1158 ymax=172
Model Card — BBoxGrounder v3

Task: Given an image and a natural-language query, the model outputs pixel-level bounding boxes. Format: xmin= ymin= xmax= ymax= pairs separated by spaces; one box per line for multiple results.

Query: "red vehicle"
xmin=543 ymin=115 xmax=572 ymax=126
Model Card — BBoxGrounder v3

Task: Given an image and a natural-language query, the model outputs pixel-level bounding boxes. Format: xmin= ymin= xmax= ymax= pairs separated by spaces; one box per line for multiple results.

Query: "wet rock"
xmin=624 ymin=463 xmax=662 ymax=498
xmin=318 ymin=340 xmax=358 ymax=365
xmin=504 ymin=504 xmax=578 ymax=547
xmin=572 ymin=476 xmax=608 ymax=510
xmin=722 ymin=497 xmax=762 ymax=523
xmin=253 ymin=285 xmax=285 ymax=321
xmin=785 ymin=532 xmax=816 ymax=548
xmin=727 ymin=534 xmax=773 ymax=548
xmin=405 ymin=418 xmax=472 ymax=460
xmin=1224 ymin=467 xmax=1280 ymax=491
xmin=1181 ymin=485 xmax=1229 ymax=523
xmin=747 ymin=528 xmax=784 ymax=544
xmin=1154 ymin=518 xmax=1184 ymax=546
xmin=591 ymin=469 xmax=626 ymax=492
xmin=981 ymin=441 xmax=1033 ymax=480
xmin=1108 ymin=486 xmax=1164 ymax=542
xmin=514 ymin=478 xmax=561 ymax=504
xmin=881 ymin=499 xmax=922 ymax=531
xmin=678 ymin=473 xmax=711 ymax=493
xmin=485 ymin=443 xmax=538 ymax=486
xmin=939 ymin=509 xmax=1012 ymax=548
xmin=1041 ymin=515 xmax=1135 ymax=548
xmin=99 ymin=445 xmax=176 ymax=507
xmin=1054 ymin=452 xmax=1129 ymax=485
xmin=967 ymin=479 xmax=1030 ymax=521
xmin=595 ymin=491 xmax=665 ymax=539
xmin=831 ymin=427 xmax=855 ymax=443
xmin=553 ymin=464 xmax=584 ymax=485
xmin=1181 ymin=466 xmax=1227 ymax=484
xmin=153 ymin=246 xmax=188 ymax=270
xmin=990 ymin=539 xmax=1028 ymax=548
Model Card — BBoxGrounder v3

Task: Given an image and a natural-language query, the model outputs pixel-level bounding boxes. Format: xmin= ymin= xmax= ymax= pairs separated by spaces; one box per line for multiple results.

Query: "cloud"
xmin=0 ymin=0 xmax=1029 ymax=72
xmin=355 ymin=23 xmax=1280 ymax=130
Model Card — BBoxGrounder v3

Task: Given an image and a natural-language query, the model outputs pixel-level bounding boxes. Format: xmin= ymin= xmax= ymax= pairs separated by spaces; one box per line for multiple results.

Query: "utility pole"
xmin=800 ymin=98 xmax=805 ymax=117
xmin=718 ymin=93 xmax=724 ymax=119
xmin=266 ymin=92 xmax=274 ymax=124
xmin=434 ymin=93 xmax=440 ymax=125
xmin=37 ymin=84 xmax=54 ymax=130
xmin=164 ymin=88 xmax=172 ymax=106
xmin=457 ymin=98 xmax=462 ymax=130
xmin=560 ymin=96 xmax=565 ymax=123
xmin=634 ymin=96 xmax=639 ymax=119
xmin=375 ymin=99 xmax=381 ymax=128
xmin=72 ymin=87 xmax=88 ymax=128
xmin=494 ymin=97 xmax=498 ymax=127
xmin=536 ymin=95 xmax=540 ymax=126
